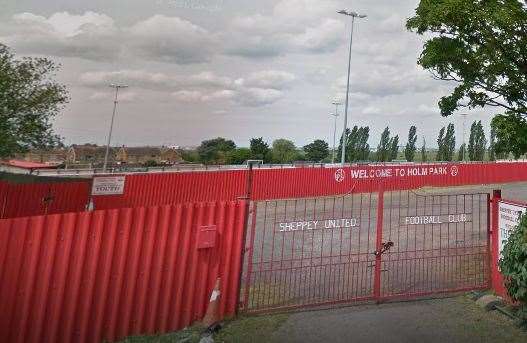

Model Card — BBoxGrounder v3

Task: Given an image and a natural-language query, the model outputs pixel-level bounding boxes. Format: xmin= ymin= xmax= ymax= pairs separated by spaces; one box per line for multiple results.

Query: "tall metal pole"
xmin=103 ymin=84 xmax=128 ymax=173
xmin=337 ymin=10 xmax=366 ymax=165
xmin=341 ymin=16 xmax=355 ymax=165
xmin=331 ymin=102 xmax=341 ymax=164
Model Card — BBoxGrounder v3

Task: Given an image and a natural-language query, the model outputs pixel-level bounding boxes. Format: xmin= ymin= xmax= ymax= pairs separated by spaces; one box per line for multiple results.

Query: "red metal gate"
xmin=239 ymin=189 xmax=490 ymax=313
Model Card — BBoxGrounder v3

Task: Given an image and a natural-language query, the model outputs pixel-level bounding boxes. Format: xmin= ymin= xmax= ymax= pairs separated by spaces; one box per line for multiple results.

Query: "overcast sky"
xmin=0 ymin=0 xmax=495 ymax=148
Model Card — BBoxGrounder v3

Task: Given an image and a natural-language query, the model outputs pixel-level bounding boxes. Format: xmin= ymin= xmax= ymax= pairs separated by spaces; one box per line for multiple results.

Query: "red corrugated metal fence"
xmin=3 ymin=162 xmax=527 ymax=218
xmin=0 ymin=200 xmax=247 ymax=343
xmin=0 ymin=180 xmax=90 ymax=219
xmin=92 ymin=170 xmax=247 ymax=210
xmin=92 ymin=162 xmax=527 ymax=209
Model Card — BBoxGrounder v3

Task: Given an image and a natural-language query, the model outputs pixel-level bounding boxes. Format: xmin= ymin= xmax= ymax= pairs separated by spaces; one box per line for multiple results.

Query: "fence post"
xmin=490 ymin=189 xmax=505 ymax=296
xmin=235 ymin=162 xmax=254 ymax=315
xmin=374 ymin=181 xmax=385 ymax=302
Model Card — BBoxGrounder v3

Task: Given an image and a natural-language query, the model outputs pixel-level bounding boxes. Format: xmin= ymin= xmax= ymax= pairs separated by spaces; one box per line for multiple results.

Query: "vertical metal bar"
xmin=288 ymin=199 xmax=298 ymax=303
xmin=486 ymin=194 xmax=491 ymax=288
xmin=365 ymin=191 xmax=373 ymax=296
xmin=236 ymin=162 xmax=254 ymax=315
xmin=300 ymin=199 xmax=308 ymax=305
xmin=374 ymin=182 xmax=385 ymax=301
xmin=255 ymin=201 xmax=268 ymax=310
xmin=320 ymin=198 xmax=327 ymax=300
xmin=267 ymin=201 xmax=279 ymax=308
xmin=242 ymin=203 xmax=258 ymax=311
xmin=278 ymin=200 xmax=288 ymax=306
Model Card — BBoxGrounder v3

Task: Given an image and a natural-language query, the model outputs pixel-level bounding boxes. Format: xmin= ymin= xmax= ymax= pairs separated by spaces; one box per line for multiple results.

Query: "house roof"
xmin=1 ymin=160 xmax=58 ymax=170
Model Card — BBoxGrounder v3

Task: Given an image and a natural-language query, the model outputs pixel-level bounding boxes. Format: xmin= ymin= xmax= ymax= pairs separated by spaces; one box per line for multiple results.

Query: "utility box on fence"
xmin=197 ymin=225 xmax=218 ymax=249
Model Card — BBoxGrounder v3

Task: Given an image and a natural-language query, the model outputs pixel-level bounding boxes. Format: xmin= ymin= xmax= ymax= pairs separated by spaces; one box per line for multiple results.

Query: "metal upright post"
xmin=103 ymin=84 xmax=128 ymax=173
xmin=338 ymin=10 xmax=366 ymax=165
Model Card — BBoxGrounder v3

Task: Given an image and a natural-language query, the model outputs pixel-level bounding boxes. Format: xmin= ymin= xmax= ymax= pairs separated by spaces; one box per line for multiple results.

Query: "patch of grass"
xmin=117 ymin=326 xmax=202 ymax=343
xmin=214 ymin=314 xmax=289 ymax=343
xmin=116 ymin=314 xmax=289 ymax=343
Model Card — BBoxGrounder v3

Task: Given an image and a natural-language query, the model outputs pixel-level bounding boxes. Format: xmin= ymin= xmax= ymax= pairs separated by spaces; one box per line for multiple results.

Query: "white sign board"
xmin=91 ymin=176 xmax=125 ymax=195
xmin=498 ymin=201 xmax=527 ymax=255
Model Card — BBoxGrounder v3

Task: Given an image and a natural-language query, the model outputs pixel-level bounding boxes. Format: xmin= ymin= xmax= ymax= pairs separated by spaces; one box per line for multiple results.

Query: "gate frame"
xmin=238 ymin=184 xmax=495 ymax=313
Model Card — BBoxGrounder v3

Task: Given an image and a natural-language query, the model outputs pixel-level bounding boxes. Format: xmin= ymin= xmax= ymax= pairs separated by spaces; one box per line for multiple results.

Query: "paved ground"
xmin=269 ymin=296 xmax=527 ymax=343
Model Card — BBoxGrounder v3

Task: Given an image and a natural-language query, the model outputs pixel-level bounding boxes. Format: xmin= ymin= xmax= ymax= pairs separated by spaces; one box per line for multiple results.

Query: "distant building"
xmin=16 ymin=144 xmax=184 ymax=167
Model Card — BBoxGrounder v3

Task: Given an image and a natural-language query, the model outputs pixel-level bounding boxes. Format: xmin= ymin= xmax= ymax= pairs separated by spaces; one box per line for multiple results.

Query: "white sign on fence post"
xmin=91 ymin=176 xmax=126 ymax=195
xmin=498 ymin=201 xmax=527 ymax=256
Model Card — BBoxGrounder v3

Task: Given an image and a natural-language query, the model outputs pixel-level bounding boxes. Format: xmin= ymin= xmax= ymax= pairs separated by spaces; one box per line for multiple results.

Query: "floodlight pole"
xmin=338 ymin=10 xmax=366 ymax=166
xmin=103 ymin=84 xmax=128 ymax=173
xmin=331 ymin=101 xmax=341 ymax=164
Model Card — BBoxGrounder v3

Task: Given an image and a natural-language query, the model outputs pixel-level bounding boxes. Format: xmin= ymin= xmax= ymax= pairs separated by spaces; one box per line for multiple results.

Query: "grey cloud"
xmin=235 ymin=70 xmax=296 ymax=90
xmin=125 ymin=15 xmax=217 ymax=64
xmin=81 ymin=69 xmax=294 ymax=107
xmin=1 ymin=11 xmax=217 ymax=64
xmin=333 ymin=65 xmax=437 ymax=98
xmin=224 ymin=0 xmax=345 ymax=58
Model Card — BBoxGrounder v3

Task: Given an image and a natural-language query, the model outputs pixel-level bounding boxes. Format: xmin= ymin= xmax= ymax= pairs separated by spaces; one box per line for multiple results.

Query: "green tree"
xmin=468 ymin=120 xmax=487 ymax=161
xmin=249 ymin=137 xmax=270 ymax=162
xmin=179 ymin=149 xmax=199 ymax=163
xmin=443 ymin=123 xmax=456 ymax=161
xmin=457 ymin=143 xmax=466 ymax=162
xmin=489 ymin=125 xmax=497 ymax=161
xmin=492 ymin=113 xmax=527 ymax=159
xmin=303 ymin=139 xmax=329 ymax=162
xmin=336 ymin=128 xmax=350 ymax=162
xmin=376 ymin=127 xmax=391 ymax=162
xmin=271 ymin=139 xmax=297 ymax=163
xmin=499 ymin=214 xmax=527 ymax=325
xmin=356 ymin=127 xmax=371 ymax=161
xmin=407 ymin=1 xmax=527 ymax=156
xmin=197 ymin=137 xmax=236 ymax=164
xmin=421 ymin=138 xmax=427 ymax=162
xmin=226 ymin=148 xmax=252 ymax=164
xmin=404 ymin=126 xmax=418 ymax=162
xmin=0 ymin=44 xmax=69 ymax=158
xmin=337 ymin=126 xmax=371 ymax=162
xmin=436 ymin=127 xmax=446 ymax=161
xmin=389 ymin=135 xmax=400 ymax=161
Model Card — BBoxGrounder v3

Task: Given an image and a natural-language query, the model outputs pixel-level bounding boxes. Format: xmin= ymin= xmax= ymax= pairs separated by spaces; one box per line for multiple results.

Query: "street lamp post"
xmin=460 ymin=113 xmax=469 ymax=162
xmin=103 ymin=84 xmax=128 ymax=173
xmin=330 ymin=101 xmax=341 ymax=164
xmin=338 ymin=9 xmax=366 ymax=166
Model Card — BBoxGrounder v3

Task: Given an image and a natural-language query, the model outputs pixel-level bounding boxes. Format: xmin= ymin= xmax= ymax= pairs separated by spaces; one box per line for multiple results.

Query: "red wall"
xmin=0 ymin=180 xmax=90 ymax=219
xmin=0 ymin=200 xmax=247 ymax=343
xmin=92 ymin=162 xmax=527 ymax=210
xmin=92 ymin=170 xmax=247 ymax=209
xmin=3 ymin=162 xmax=527 ymax=218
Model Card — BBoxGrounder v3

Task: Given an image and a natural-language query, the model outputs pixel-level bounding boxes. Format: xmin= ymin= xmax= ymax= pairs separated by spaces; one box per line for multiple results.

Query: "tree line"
xmin=2 ymin=41 xmax=526 ymax=162
xmin=183 ymin=120 xmax=511 ymax=165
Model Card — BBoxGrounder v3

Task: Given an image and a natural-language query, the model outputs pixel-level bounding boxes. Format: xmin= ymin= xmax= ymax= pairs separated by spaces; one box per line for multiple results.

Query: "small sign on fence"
xmin=92 ymin=176 xmax=126 ymax=195
xmin=498 ymin=201 xmax=526 ymax=255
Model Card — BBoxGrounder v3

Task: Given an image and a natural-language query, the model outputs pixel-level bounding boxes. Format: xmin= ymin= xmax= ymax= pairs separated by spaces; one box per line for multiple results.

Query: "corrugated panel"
xmin=0 ymin=200 xmax=247 ymax=343
xmin=89 ymin=163 xmax=527 ymax=211
xmin=5 ymin=162 xmax=527 ymax=216
xmin=93 ymin=170 xmax=248 ymax=209
xmin=0 ymin=180 xmax=90 ymax=219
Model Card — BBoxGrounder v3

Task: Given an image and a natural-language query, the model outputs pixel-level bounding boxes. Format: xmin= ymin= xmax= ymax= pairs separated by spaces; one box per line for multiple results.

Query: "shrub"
xmin=499 ymin=214 xmax=527 ymax=324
